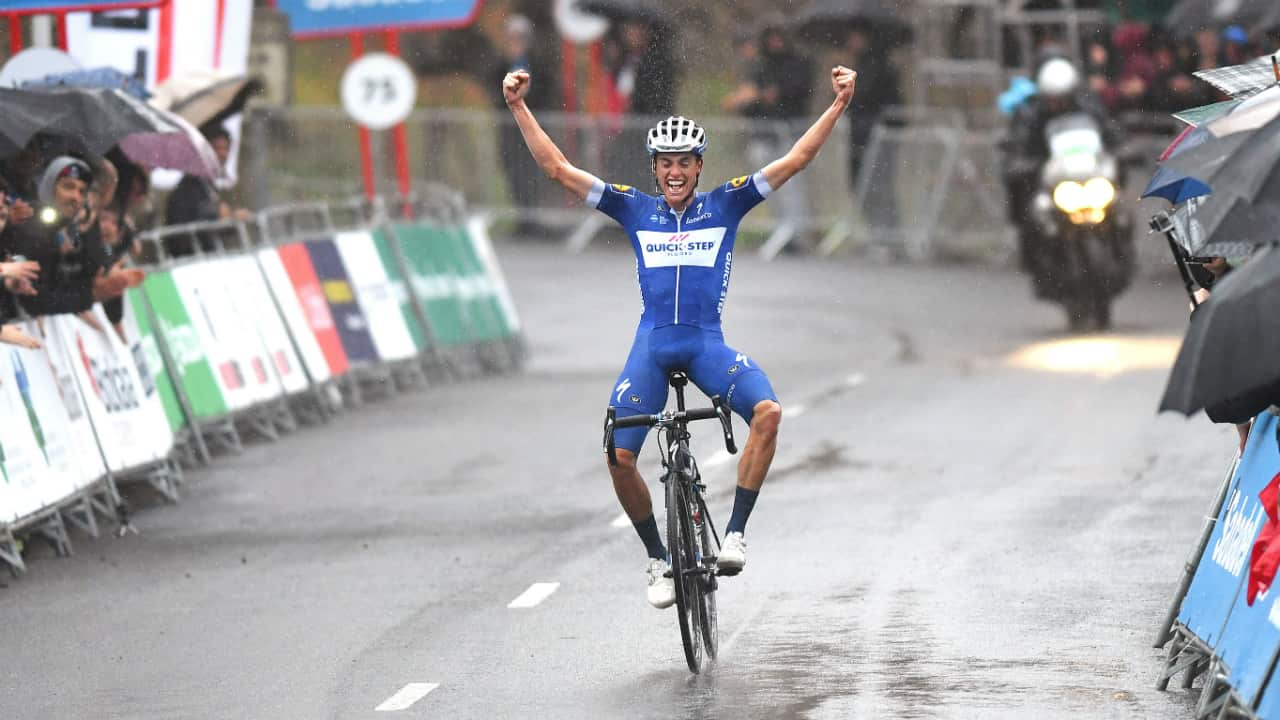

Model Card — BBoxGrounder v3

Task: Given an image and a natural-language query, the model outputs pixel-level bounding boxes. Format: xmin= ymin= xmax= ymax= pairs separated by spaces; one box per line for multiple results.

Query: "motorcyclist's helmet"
xmin=646 ymin=116 xmax=708 ymax=157
xmin=1036 ymin=58 xmax=1080 ymax=98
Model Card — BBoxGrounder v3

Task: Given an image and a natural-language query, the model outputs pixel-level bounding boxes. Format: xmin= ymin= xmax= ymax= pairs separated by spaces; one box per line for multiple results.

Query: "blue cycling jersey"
xmin=586 ymin=171 xmax=772 ymax=330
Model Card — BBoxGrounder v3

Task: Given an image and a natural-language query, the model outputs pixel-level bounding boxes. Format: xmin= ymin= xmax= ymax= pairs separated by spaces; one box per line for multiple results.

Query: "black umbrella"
xmin=1160 ymin=244 xmax=1280 ymax=423
xmin=0 ymin=85 xmax=182 ymax=159
xmin=789 ymin=0 xmax=913 ymax=47
xmin=576 ymin=0 xmax=672 ymax=30
xmin=1159 ymin=112 xmax=1280 ymax=257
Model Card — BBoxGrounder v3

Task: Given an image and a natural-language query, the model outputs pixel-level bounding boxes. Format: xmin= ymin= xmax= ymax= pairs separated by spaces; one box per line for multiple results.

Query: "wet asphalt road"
xmin=0 ymin=241 xmax=1235 ymax=719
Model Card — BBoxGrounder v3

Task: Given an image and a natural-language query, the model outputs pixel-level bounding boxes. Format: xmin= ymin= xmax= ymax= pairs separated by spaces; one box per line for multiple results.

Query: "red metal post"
xmin=383 ymin=29 xmax=413 ymax=216
xmin=350 ymin=33 xmax=376 ymax=201
xmin=8 ymin=15 xmax=23 ymax=56
xmin=55 ymin=12 xmax=68 ymax=51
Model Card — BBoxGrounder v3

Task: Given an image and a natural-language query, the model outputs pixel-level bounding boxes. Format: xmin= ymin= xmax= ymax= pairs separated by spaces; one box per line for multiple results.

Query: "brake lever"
xmin=604 ymin=406 xmax=619 ymax=467
xmin=712 ymin=395 xmax=737 ymax=454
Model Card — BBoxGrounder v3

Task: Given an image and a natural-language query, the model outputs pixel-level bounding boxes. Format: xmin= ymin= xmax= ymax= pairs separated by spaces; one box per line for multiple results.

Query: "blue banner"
xmin=274 ymin=0 xmax=480 ymax=37
xmin=1256 ymin=676 xmax=1280 ymax=718
xmin=1213 ymin=413 xmax=1280 ymax=705
xmin=1178 ymin=414 xmax=1280 ymax=648
xmin=305 ymin=239 xmax=380 ymax=365
xmin=0 ymin=1 xmax=159 ymax=10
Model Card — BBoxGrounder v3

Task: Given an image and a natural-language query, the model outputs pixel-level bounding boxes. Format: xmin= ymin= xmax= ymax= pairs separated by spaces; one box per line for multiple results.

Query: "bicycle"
xmin=604 ymin=371 xmax=738 ymax=674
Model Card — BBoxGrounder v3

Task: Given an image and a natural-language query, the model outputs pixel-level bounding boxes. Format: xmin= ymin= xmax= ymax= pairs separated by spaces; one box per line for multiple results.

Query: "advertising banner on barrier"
xmin=305 ymin=238 xmax=380 ymax=365
xmin=171 ymin=261 xmax=277 ymax=411
xmin=436 ymin=223 xmax=502 ymax=342
xmin=391 ymin=223 xmax=468 ymax=347
xmin=38 ymin=317 xmax=110 ymax=491
xmin=277 ymin=242 xmax=350 ymax=376
xmin=225 ymin=255 xmax=308 ymax=396
xmin=140 ymin=270 xmax=229 ymax=421
xmin=1210 ymin=412 xmax=1280 ymax=705
xmin=13 ymin=320 xmax=103 ymax=498
xmin=335 ymin=230 xmax=420 ymax=362
xmin=122 ymin=287 xmax=185 ymax=433
xmin=256 ymin=247 xmax=334 ymax=384
xmin=465 ymin=216 xmax=521 ymax=336
xmin=1179 ymin=414 xmax=1280 ymax=649
xmin=370 ymin=228 xmax=428 ymax=352
xmin=0 ymin=338 xmax=89 ymax=524
xmin=54 ymin=310 xmax=173 ymax=471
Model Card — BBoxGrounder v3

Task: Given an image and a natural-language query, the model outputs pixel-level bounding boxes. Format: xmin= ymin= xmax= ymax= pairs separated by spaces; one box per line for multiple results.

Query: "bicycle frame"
xmin=603 ymin=371 xmax=737 ymax=673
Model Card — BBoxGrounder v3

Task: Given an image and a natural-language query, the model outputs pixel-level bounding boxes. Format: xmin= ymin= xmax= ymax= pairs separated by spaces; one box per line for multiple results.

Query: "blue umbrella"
xmin=1141 ymin=124 xmax=1214 ymax=203
xmin=22 ymin=67 xmax=149 ymax=100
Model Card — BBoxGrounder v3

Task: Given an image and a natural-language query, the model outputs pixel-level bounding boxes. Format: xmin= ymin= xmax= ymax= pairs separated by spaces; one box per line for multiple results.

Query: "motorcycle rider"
xmin=1002 ymin=56 xmax=1128 ymax=306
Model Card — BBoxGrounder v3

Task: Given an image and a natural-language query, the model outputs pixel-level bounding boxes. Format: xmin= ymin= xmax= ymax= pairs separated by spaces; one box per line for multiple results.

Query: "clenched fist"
xmin=504 ymin=70 xmax=531 ymax=106
xmin=831 ymin=65 xmax=857 ymax=104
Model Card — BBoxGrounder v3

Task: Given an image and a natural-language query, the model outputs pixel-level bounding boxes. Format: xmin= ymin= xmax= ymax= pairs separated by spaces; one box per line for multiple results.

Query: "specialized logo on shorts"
xmin=615 ymin=378 xmax=632 ymax=404
xmin=727 ymin=175 xmax=749 ymax=190
xmin=636 ymin=227 xmax=727 ymax=268
xmin=611 ymin=184 xmax=635 ymax=196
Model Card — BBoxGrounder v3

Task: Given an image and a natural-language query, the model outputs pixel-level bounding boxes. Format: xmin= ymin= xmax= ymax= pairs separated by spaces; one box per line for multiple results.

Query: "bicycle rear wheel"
xmin=695 ymin=491 xmax=719 ymax=660
xmin=666 ymin=473 xmax=703 ymax=673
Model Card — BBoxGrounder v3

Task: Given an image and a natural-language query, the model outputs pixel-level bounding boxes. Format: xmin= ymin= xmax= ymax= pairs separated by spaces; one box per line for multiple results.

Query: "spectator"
xmin=603 ymin=18 xmax=678 ymax=183
xmin=748 ymin=21 xmax=816 ymax=245
xmin=0 ymin=155 xmax=113 ymax=323
xmin=843 ymin=24 xmax=903 ymax=234
xmin=1146 ymin=33 xmax=1208 ymax=111
xmin=1083 ymin=38 xmax=1116 ymax=99
xmin=89 ymin=199 xmax=145 ymax=342
xmin=0 ymin=177 xmax=41 ymax=350
xmin=1109 ymin=22 xmax=1157 ymax=112
xmin=164 ymin=124 xmax=247 ymax=256
xmin=492 ymin=14 xmax=551 ymax=238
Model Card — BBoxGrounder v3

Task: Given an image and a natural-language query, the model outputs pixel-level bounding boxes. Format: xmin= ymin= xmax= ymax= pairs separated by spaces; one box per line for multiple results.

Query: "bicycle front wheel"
xmin=666 ymin=473 xmax=703 ymax=673
xmin=696 ymin=491 xmax=719 ymax=660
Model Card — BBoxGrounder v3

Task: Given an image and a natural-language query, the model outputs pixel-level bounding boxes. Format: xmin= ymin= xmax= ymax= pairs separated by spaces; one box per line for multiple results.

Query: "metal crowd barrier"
xmin=0 ymin=193 xmax=525 ymax=578
xmin=1153 ymin=411 xmax=1280 ymax=719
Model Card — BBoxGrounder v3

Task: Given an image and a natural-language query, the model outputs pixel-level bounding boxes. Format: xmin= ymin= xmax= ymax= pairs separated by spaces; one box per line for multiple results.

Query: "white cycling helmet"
xmin=1037 ymin=57 xmax=1080 ymax=98
xmin=646 ymin=116 xmax=708 ymax=157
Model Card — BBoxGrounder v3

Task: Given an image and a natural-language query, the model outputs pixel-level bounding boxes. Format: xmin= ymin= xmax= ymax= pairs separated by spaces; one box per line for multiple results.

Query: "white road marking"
xmin=611 ymin=512 xmax=632 ymax=528
xmin=508 ymin=582 xmax=561 ymax=608
xmin=375 ymin=683 xmax=439 ymax=712
xmin=846 ymin=372 xmax=867 ymax=387
xmin=704 ymin=449 xmax=734 ymax=468
xmin=782 ymin=404 xmax=806 ymax=419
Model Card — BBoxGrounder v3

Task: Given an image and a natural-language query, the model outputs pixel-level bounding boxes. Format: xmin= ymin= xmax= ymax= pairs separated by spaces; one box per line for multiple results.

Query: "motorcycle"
xmin=1027 ymin=112 xmax=1133 ymax=332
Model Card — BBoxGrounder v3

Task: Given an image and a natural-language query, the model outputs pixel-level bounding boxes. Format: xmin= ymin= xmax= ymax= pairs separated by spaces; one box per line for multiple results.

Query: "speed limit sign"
xmin=340 ymin=53 xmax=417 ymax=130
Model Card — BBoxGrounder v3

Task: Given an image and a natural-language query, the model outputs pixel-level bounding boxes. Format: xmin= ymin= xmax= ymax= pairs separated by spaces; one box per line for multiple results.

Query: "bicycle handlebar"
xmin=605 ymin=396 xmax=737 ymax=467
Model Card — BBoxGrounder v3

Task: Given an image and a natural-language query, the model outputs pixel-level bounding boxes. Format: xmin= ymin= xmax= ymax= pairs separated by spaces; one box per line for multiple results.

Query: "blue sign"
xmin=0 ymin=1 xmax=162 ymax=10
xmin=1178 ymin=414 xmax=1280 ymax=648
xmin=275 ymin=0 xmax=481 ymax=38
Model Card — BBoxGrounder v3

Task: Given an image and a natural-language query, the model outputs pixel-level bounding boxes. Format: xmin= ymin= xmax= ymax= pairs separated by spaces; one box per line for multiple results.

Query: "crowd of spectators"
xmin=0 ymin=122 xmax=242 ymax=350
xmin=1076 ymin=21 xmax=1280 ymax=115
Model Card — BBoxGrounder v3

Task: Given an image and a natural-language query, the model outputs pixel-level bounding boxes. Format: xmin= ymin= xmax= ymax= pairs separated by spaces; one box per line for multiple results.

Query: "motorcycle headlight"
xmin=1083 ymin=177 xmax=1116 ymax=209
xmin=1053 ymin=178 xmax=1116 ymax=216
xmin=1052 ymin=181 xmax=1088 ymax=213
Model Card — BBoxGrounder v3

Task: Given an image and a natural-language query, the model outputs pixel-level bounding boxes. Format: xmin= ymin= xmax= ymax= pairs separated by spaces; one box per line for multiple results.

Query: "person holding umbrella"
xmin=503 ymin=63 xmax=858 ymax=607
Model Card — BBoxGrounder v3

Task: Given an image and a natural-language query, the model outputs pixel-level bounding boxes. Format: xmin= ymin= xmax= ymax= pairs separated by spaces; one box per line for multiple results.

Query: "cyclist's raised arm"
xmin=504 ymin=70 xmax=597 ymax=200
xmin=760 ymin=66 xmax=857 ymax=192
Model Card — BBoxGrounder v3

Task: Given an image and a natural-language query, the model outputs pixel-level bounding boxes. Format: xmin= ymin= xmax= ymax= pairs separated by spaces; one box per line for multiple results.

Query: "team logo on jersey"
xmin=727 ymin=175 xmax=749 ymax=190
xmin=615 ymin=378 xmax=632 ymax=403
xmin=629 ymin=394 xmax=642 ymax=405
xmin=636 ymin=228 xmax=727 ymax=268
xmin=611 ymin=183 xmax=635 ymax=196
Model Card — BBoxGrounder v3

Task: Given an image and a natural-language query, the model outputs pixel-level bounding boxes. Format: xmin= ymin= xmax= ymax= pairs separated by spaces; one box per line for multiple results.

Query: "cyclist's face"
xmin=654 ymin=152 xmax=701 ymax=208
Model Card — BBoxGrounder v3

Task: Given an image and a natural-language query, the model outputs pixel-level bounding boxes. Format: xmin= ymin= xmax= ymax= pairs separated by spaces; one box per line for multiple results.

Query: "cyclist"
xmin=503 ymin=64 xmax=857 ymax=609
